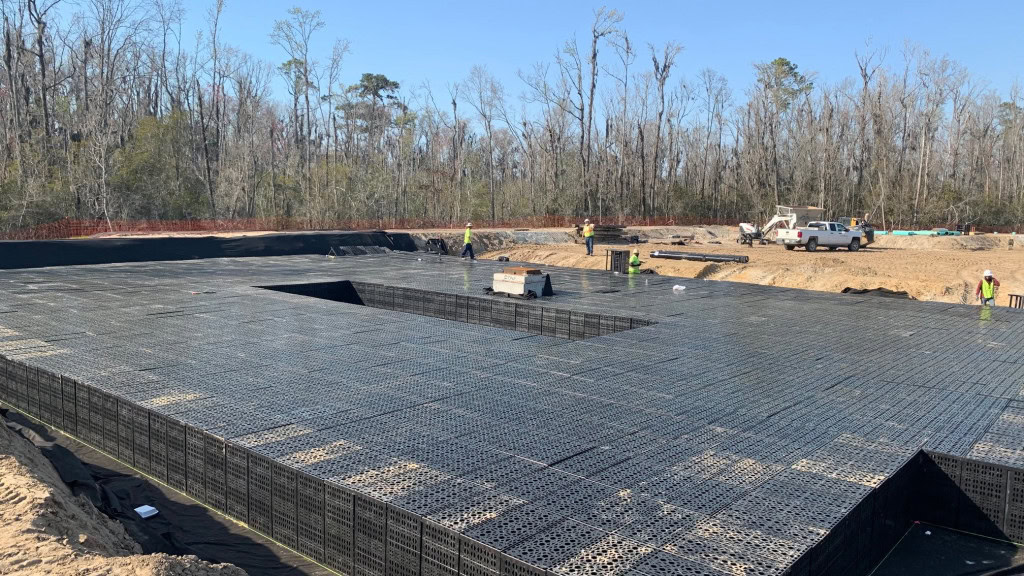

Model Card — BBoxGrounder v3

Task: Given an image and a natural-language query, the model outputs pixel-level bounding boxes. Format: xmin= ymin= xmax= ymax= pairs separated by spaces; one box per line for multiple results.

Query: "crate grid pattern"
xmin=205 ymin=434 xmax=227 ymax=513
xmin=4 ymin=253 xmax=1024 ymax=575
xmin=263 ymin=280 xmax=645 ymax=341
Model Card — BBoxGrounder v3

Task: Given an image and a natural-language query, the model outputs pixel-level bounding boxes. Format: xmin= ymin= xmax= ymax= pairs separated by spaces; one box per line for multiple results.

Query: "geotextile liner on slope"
xmin=0 ymin=230 xmax=416 ymax=269
xmin=1 ymin=409 xmax=323 ymax=576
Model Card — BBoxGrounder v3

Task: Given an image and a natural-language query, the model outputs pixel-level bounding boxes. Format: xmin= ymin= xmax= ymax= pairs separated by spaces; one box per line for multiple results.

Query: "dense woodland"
xmin=1 ymin=1 xmax=1023 ymax=233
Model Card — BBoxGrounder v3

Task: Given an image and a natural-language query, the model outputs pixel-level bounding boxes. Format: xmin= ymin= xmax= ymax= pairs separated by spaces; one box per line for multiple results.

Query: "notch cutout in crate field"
xmin=257 ymin=280 xmax=653 ymax=340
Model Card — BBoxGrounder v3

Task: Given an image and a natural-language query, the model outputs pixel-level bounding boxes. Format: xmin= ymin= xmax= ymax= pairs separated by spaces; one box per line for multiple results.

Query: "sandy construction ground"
xmin=0 ymin=418 xmax=245 ymax=576
xmin=482 ymin=229 xmax=1024 ymax=306
xmin=81 ymin=223 xmax=1024 ymax=305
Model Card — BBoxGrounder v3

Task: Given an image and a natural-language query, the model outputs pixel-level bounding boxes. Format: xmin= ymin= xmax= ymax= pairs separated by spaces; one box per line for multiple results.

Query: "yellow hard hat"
xmin=632 ymin=248 xmax=640 ymax=255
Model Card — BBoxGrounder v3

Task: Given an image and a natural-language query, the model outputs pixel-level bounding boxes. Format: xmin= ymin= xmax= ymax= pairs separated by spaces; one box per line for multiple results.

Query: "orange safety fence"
xmin=0 ymin=216 xmax=737 ymax=241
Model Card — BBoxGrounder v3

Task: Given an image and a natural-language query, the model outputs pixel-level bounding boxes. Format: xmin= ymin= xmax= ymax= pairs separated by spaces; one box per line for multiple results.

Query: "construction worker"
xmin=976 ymin=270 xmax=1000 ymax=306
xmin=583 ymin=219 xmax=595 ymax=256
xmin=460 ymin=222 xmax=474 ymax=260
xmin=628 ymin=248 xmax=641 ymax=275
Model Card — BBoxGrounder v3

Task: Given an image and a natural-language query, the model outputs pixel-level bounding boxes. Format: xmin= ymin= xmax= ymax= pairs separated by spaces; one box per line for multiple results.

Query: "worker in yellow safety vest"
xmin=583 ymin=219 xmax=595 ymax=256
xmin=460 ymin=222 xmax=475 ymax=260
xmin=976 ymin=269 xmax=999 ymax=306
xmin=628 ymin=248 xmax=641 ymax=274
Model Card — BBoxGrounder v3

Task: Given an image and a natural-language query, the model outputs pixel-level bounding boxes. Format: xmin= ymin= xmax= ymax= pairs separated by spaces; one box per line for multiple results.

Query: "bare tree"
xmin=649 ymin=42 xmax=681 ymax=216
xmin=464 ymin=65 xmax=502 ymax=222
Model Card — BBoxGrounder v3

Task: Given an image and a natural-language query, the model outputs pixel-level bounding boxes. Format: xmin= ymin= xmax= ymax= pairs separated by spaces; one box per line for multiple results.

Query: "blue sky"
xmin=182 ymin=0 xmax=1023 ymax=103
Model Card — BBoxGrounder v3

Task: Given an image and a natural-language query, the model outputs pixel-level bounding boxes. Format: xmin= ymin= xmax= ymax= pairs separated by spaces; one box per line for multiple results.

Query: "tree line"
xmin=1 ymin=0 xmax=1023 ymax=233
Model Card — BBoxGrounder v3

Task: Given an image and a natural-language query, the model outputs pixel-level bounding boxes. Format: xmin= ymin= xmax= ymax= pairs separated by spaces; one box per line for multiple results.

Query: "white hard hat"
xmin=466 ymin=222 xmax=472 ymax=227
xmin=633 ymin=248 xmax=640 ymax=254
xmin=584 ymin=218 xmax=590 ymax=223
xmin=984 ymin=270 xmax=993 ymax=277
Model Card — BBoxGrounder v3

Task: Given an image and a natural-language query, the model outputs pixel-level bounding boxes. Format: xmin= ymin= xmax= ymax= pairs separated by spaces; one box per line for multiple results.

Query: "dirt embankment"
xmin=481 ymin=230 xmax=1024 ymax=305
xmin=0 ymin=419 xmax=245 ymax=576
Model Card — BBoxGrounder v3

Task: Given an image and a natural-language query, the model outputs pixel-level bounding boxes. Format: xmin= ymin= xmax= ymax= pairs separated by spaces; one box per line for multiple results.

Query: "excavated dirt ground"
xmin=81 ymin=224 xmax=1024 ymax=304
xmin=480 ymin=226 xmax=1024 ymax=305
xmin=0 ymin=417 xmax=245 ymax=576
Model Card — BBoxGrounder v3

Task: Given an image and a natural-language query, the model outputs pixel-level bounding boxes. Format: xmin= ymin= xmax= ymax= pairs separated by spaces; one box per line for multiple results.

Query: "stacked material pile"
xmin=588 ymin=224 xmax=628 ymax=244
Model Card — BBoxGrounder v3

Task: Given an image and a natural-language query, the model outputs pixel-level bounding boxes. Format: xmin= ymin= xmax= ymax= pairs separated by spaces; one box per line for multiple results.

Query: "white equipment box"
xmin=492 ymin=267 xmax=547 ymax=297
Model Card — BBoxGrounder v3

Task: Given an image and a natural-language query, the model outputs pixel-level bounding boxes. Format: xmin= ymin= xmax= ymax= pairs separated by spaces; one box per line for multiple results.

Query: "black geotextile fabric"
xmin=1 ymin=409 xmax=323 ymax=576
xmin=0 ymin=231 xmax=418 ymax=269
xmin=872 ymin=522 xmax=1024 ymax=575
xmin=842 ymin=286 xmax=914 ymax=299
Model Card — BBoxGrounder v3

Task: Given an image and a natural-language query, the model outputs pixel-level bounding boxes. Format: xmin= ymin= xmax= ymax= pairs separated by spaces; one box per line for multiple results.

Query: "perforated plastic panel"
xmin=102 ymin=392 xmax=118 ymax=453
xmin=24 ymin=364 xmax=38 ymax=418
xmin=272 ymin=462 xmax=298 ymax=549
xmin=297 ymin=472 xmax=325 ymax=562
xmin=959 ymin=459 xmax=1008 ymax=531
xmin=149 ymin=413 xmax=168 ymax=482
xmin=132 ymin=406 xmax=150 ymax=473
xmin=205 ymin=434 xmax=226 ymax=513
xmin=185 ymin=427 xmax=206 ymax=502
xmin=422 ymin=518 xmax=459 ymax=576
xmin=0 ymin=357 xmax=9 ymax=405
xmin=325 ymin=481 xmax=355 ymax=574
xmin=386 ymin=506 xmax=422 ymax=576
xmin=354 ymin=493 xmax=388 ymax=576
xmin=248 ymin=452 xmax=274 ymax=535
xmin=88 ymin=386 xmax=105 ymax=447
xmin=459 ymin=536 xmax=500 ymax=576
xmin=225 ymin=443 xmax=249 ymax=522
xmin=73 ymin=380 xmax=91 ymax=443
xmin=165 ymin=420 xmax=187 ymax=492
xmin=60 ymin=376 xmax=76 ymax=435
xmin=117 ymin=400 xmax=134 ymax=465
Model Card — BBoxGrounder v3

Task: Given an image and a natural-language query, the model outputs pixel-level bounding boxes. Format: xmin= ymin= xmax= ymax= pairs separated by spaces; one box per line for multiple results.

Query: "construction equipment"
xmin=739 ymin=205 xmax=825 ymax=246
xmin=836 ymin=217 xmax=875 ymax=245
xmin=488 ymin=266 xmax=554 ymax=299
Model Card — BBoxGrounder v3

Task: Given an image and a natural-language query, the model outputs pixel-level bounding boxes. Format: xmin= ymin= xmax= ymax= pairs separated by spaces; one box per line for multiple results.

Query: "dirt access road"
xmin=481 ymin=228 xmax=1024 ymax=305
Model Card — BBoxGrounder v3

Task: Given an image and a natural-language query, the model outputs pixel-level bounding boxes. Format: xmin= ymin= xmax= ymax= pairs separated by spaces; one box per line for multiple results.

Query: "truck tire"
xmin=806 ymin=238 xmax=818 ymax=251
xmin=784 ymin=244 xmax=795 ymax=251
xmin=849 ymin=238 xmax=861 ymax=252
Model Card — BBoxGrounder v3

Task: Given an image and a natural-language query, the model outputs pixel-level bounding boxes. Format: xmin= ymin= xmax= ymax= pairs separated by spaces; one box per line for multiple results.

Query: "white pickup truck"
xmin=776 ymin=221 xmax=863 ymax=252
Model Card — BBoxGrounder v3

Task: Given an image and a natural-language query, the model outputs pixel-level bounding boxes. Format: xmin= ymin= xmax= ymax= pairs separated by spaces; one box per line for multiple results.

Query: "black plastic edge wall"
xmin=0 ymin=354 xmax=554 ymax=576
xmin=912 ymin=450 xmax=1024 ymax=543
xmin=259 ymin=280 xmax=655 ymax=341
xmin=0 ymin=231 xmax=416 ymax=270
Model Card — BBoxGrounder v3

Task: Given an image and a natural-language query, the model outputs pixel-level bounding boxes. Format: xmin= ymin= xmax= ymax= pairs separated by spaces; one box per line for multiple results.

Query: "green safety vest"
xmin=583 ymin=224 xmax=594 ymax=238
xmin=464 ymin=228 xmax=472 ymax=244
xmin=629 ymin=255 xmax=640 ymax=274
xmin=982 ymin=279 xmax=995 ymax=299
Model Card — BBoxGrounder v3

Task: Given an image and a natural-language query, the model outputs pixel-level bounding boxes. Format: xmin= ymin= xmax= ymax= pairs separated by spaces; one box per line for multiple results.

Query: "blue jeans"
xmin=585 ymin=236 xmax=594 ymax=255
xmin=461 ymin=243 xmax=474 ymax=259
xmin=982 ymin=297 xmax=995 ymax=306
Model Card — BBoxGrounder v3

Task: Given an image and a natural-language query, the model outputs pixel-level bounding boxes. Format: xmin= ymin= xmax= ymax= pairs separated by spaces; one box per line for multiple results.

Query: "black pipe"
xmin=649 ymin=250 xmax=750 ymax=264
